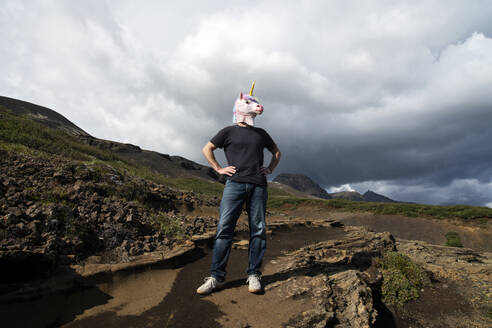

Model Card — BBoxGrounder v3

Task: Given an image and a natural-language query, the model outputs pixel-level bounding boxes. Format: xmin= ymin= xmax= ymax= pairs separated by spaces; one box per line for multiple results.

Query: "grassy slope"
xmin=2 ymin=106 xmax=491 ymax=222
xmin=0 ymin=107 xmax=225 ymax=197
xmin=267 ymin=196 xmax=492 ymax=221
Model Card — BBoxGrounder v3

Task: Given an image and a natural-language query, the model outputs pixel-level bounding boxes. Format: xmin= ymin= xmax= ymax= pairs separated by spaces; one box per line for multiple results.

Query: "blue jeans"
xmin=211 ymin=180 xmax=268 ymax=282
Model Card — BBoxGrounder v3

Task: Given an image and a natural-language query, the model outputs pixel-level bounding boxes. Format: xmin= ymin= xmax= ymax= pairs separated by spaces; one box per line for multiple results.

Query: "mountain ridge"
xmin=0 ymin=96 xmax=223 ymax=183
xmin=273 ymin=172 xmax=399 ymax=203
xmin=273 ymin=173 xmax=331 ymax=199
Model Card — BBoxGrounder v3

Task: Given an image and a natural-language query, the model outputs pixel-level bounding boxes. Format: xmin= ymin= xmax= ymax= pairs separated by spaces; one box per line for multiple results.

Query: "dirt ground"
xmin=265 ymin=205 xmax=492 ymax=252
xmin=2 ymin=208 xmax=490 ymax=328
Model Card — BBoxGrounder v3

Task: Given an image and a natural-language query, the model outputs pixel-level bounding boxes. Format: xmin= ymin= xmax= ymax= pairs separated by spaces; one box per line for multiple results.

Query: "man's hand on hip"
xmin=217 ymin=166 xmax=236 ymax=176
xmin=260 ymin=167 xmax=272 ymax=175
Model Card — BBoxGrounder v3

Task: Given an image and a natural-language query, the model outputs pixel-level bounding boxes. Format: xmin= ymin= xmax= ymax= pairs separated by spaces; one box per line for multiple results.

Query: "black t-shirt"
xmin=210 ymin=125 xmax=277 ymax=186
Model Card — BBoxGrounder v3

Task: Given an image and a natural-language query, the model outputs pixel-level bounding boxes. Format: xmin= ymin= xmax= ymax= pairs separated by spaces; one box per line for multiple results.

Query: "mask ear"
xmin=239 ymin=92 xmax=244 ymax=100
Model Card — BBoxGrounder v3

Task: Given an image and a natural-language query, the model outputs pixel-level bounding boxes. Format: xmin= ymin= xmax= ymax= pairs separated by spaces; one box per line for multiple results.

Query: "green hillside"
xmin=0 ymin=107 xmax=225 ymax=197
xmin=2 ymin=105 xmax=491 ymax=222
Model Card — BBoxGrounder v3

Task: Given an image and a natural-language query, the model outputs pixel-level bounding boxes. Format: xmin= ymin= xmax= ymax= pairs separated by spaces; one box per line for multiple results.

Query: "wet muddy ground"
xmin=2 ymin=225 xmax=347 ymax=328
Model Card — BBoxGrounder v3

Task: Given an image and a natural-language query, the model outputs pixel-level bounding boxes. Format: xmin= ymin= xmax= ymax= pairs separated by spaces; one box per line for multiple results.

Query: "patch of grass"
xmin=327 ymin=199 xmax=492 ymax=220
xmin=160 ymin=177 xmax=224 ymax=197
xmin=0 ymin=142 xmax=51 ymax=158
xmin=267 ymin=196 xmax=325 ymax=208
xmin=0 ymin=108 xmax=119 ymax=162
xmin=268 ymin=186 xmax=293 ymax=198
xmin=42 ymin=187 xmax=69 ymax=204
xmin=378 ymin=251 xmax=431 ymax=306
xmin=150 ymin=211 xmax=185 ymax=239
xmin=444 ymin=231 xmax=463 ymax=248
xmin=266 ymin=196 xmax=492 ymax=222
xmin=488 ymin=309 xmax=492 ymax=320
xmin=86 ymin=158 xmax=225 ymax=198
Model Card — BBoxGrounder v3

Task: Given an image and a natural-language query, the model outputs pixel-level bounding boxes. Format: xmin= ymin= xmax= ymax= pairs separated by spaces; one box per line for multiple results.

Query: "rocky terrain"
xmin=259 ymin=225 xmax=396 ymax=327
xmin=0 ymin=149 xmax=219 ymax=287
xmin=396 ymin=239 xmax=492 ymax=327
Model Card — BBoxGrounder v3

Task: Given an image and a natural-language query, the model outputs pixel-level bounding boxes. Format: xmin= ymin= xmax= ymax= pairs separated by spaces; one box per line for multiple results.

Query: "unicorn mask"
xmin=233 ymin=81 xmax=264 ymax=126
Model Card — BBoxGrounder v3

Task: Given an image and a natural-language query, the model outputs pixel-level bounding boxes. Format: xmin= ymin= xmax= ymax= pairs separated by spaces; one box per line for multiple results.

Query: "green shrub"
xmin=379 ymin=251 xmax=431 ymax=306
xmin=445 ymin=231 xmax=463 ymax=248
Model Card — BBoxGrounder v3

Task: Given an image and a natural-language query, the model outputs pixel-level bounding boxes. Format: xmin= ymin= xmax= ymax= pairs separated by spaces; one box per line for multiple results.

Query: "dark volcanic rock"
xmin=273 ymin=173 xmax=331 ymax=199
xmin=0 ymin=150 xmax=219 ymax=284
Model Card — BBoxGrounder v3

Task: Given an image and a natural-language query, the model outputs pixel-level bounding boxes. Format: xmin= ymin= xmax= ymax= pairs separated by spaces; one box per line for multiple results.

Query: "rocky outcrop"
xmin=273 ymin=173 xmax=331 ymax=199
xmin=397 ymin=240 xmax=491 ymax=283
xmin=265 ymin=226 xmax=396 ymax=327
xmin=395 ymin=239 xmax=492 ymax=328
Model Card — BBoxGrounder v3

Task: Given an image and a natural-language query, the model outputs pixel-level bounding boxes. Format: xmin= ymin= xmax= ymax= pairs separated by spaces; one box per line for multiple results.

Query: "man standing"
xmin=197 ymin=83 xmax=281 ymax=295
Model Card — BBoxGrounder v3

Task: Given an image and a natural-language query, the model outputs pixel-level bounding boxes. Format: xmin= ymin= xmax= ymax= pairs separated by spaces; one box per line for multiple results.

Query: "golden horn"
xmin=249 ymin=80 xmax=256 ymax=96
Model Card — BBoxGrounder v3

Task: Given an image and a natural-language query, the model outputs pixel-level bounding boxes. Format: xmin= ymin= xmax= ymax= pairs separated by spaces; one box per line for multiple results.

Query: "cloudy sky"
xmin=1 ymin=0 xmax=492 ymax=206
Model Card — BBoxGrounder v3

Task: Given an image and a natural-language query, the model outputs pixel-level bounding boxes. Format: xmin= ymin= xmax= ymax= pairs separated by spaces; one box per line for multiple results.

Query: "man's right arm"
xmin=202 ymin=141 xmax=236 ymax=176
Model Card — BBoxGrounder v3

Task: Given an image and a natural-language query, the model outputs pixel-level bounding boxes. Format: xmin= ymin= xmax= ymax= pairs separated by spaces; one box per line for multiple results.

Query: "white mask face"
xmin=233 ymin=93 xmax=264 ymax=126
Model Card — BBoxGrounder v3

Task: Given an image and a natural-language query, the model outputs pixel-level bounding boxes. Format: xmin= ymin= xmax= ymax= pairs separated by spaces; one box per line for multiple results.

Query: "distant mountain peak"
xmin=273 ymin=173 xmax=331 ymax=199
xmin=362 ymin=190 xmax=397 ymax=203
xmin=329 ymin=191 xmax=365 ymax=201
xmin=272 ymin=172 xmax=400 ymax=203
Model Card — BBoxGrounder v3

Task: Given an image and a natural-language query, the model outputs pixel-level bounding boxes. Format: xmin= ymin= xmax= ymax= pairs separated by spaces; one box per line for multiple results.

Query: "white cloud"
xmin=328 ymin=184 xmax=356 ymax=193
xmin=353 ymin=178 xmax=492 ymax=206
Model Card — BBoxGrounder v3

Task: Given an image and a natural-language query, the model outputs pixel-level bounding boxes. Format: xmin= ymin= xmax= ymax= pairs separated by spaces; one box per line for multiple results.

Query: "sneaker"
xmin=246 ymin=274 xmax=262 ymax=293
xmin=196 ymin=276 xmax=225 ymax=295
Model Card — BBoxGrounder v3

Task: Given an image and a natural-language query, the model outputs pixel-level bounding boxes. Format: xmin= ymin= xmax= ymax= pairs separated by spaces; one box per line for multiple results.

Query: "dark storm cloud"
xmin=1 ymin=0 xmax=492 ymax=205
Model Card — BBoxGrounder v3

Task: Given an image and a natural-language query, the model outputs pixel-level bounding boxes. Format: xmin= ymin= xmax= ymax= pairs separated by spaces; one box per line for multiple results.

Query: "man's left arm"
xmin=261 ymin=145 xmax=281 ymax=175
